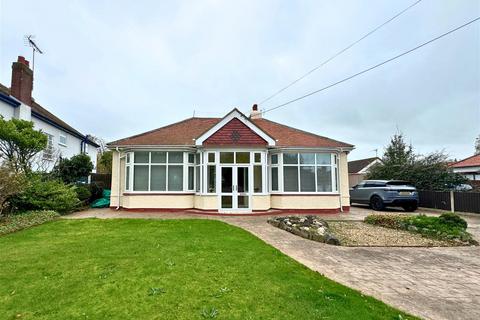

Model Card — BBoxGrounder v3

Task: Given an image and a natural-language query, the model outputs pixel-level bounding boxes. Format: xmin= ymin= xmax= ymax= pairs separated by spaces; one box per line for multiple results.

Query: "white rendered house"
xmin=0 ymin=56 xmax=98 ymax=171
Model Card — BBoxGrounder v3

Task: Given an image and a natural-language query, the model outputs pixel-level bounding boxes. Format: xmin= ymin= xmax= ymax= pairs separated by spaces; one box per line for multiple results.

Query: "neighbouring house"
xmin=108 ymin=106 xmax=354 ymax=214
xmin=348 ymin=157 xmax=381 ymax=187
xmin=0 ymin=56 xmax=99 ymax=171
xmin=450 ymin=154 xmax=480 ymax=181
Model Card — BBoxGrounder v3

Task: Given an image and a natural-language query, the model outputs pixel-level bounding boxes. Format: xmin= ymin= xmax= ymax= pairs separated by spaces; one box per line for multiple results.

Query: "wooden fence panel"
xmin=418 ymin=190 xmax=451 ymax=211
xmin=454 ymin=192 xmax=480 ymax=214
xmin=90 ymin=173 xmax=112 ymax=189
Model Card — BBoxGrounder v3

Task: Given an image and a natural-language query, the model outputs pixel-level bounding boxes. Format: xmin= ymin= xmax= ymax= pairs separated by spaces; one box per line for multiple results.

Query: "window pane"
xmin=133 ymin=165 xmax=149 ymax=191
xmin=208 ymin=152 xmax=215 ymax=163
xmin=188 ymin=167 xmax=194 ymax=190
xmin=195 ymin=166 xmax=200 ymax=192
xmin=271 ymin=167 xmax=278 ymax=191
xmin=316 ymin=153 xmax=331 ymax=165
xmin=271 ymin=154 xmax=278 ymax=164
xmin=196 ymin=153 xmax=201 ymax=165
xmin=125 ymin=165 xmax=130 ymax=191
xmin=134 ymin=152 xmax=149 ymax=163
xmin=254 ymin=165 xmax=262 ymax=193
xmin=300 ymin=166 xmax=315 ymax=191
xmin=238 ymin=196 xmax=249 ymax=209
xmin=334 ymin=167 xmax=338 ymax=191
xmin=299 ymin=153 xmax=315 ymax=164
xmin=151 ymin=166 xmax=166 ymax=191
xmin=221 ymin=196 xmax=232 ymax=208
xmin=283 ymin=153 xmax=298 ymax=164
xmin=236 ymin=152 xmax=250 ymax=164
xmin=207 ymin=165 xmax=216 ymax=193
xmin=168 ymin=152 xmax=183 ymax=163
xmin=126 ymin=153 xmax=131 ymax=163
xmin=254 ymin=153 xmax=261 ymax=163
xmin=188 ymin=154 xmax=195 ymax=164
xmin=220 ymin=152 xmax=234 ymax=163
xmin=237 ymin=167 xmax=249 ymax=192
xmin=168 ymin=165 xmax=183 ymax=191
xmin=151 ymin=151 xmax=166 ymax=163
xmin=316 ymin=166 xmax=332 ymax=192
xmin=283 ymin=167 xmax=298 ymax=191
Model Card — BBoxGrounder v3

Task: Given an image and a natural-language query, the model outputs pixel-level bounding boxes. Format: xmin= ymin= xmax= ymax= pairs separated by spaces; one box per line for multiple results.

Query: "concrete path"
xmin=65 ymin=207 xmax=480 ymax=320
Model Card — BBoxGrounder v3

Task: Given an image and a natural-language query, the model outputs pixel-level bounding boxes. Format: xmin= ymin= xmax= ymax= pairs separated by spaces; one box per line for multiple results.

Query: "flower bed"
xmin=268 ymin=215 xmax=341 ymax=245
xmin=0 ymin=211 xmax=59 ymax=236
xmin=364 ymin=213 xmax=477 ymax=245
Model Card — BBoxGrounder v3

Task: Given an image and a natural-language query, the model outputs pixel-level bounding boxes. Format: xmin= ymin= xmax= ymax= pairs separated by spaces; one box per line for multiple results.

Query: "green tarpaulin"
xmin=90 ymin=189 xmax=111 ymax=208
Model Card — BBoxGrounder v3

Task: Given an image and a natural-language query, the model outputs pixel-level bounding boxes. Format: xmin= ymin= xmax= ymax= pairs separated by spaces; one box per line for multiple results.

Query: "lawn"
xmin=0 ymin=219 xmax=414 ymax=319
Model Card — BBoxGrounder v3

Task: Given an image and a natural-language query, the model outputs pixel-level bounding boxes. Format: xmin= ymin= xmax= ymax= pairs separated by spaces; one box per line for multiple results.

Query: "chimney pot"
xmin=250 ymin=103 xmax=262 ymax=119
xmin=17 ymin=56 xmax=30 ymax=67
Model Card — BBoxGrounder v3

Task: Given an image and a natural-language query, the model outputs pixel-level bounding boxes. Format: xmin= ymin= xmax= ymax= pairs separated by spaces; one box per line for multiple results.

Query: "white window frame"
xmin=59 ymin=134 xmax=67 ymax=147
xmin=269 ymin=151 xmax=339 ymax=194
xmin=125 ymin=150 xmax=195 ymax=193
xmin=43 ymin=133 xmax=55 ymax=160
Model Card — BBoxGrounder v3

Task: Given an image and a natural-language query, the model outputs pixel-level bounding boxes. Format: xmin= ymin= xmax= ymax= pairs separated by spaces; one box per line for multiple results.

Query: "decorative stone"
xmin=267 ymin=215 xmax=341 ymax=245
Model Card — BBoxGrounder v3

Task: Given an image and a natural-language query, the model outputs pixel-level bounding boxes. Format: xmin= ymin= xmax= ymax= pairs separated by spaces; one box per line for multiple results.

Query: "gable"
xmin=204 ymin=118 xmax=268 ymax=146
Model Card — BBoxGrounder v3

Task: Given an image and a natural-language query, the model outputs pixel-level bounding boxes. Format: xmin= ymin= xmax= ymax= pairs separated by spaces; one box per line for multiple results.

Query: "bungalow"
xmin=450 ymin=154 xmax=480 ymax=181
xmin=348 ymin=157 xmax=382 ymax=187
xmin=108 ymin=106 xmax=354 ymax=214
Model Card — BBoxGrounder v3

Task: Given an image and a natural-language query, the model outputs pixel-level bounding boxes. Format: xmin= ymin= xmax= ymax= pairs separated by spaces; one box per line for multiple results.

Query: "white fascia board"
xmin=358 ymin=159 xmax=382 ymax=174
xmin=194 ymin=109 xmax=276 ymax=146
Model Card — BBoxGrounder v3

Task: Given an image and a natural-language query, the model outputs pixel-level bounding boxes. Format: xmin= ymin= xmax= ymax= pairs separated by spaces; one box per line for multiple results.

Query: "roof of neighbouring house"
xmin=108 ymin=113 xmax=354 ymax=149
xmin=450 ymin=154 xmax=480 ymax=168
xmin=348 ymin=157 xmax=381 ymax=173
xmin=0 ymin=83 xmax=99 ymax=147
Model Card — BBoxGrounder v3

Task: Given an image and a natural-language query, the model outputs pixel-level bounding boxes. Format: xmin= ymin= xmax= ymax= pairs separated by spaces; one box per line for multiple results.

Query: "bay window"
xmin=270 ymin=152 xmax=338 ymax=193
xmin=126 ymin=151 xmax=196 ymax=192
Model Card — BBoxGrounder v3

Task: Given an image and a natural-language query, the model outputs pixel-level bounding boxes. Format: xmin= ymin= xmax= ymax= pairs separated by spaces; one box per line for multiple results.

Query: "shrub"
xmin=10 ymin=174 xmax=80 ymax=214
xmin=52 ymin=153 xmax=94 ymax=184
xmin=438 ymin=212 xmax=467 ymax=230
xmin=0 ymin=165 xmax=26 ymax=215
xmin=75 ymin=184 xmax=92 ymax=204
xmin=363 ymin=214 xmax=407 ymax=229
xmin=364 ymin=213 xmax=475 ymax=244
xmin=0 ymin=210 xmax=59 ymax=236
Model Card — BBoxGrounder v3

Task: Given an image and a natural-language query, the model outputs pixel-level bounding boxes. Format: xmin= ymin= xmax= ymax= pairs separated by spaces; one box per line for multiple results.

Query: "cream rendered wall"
xmin=110 ymin=151 xmax=122 ymax=207
xmin=194 ymin=195 xmax=217 ymax=210
xmin=338 ymin=152 xmax=350 ymax=207
xmin=122 ymin=195 xmax=194 ymax=209
xmin=252 ymin=195 xmax=270 ymax=210
xmin=271 ymin=195 xmax=340 ymax=209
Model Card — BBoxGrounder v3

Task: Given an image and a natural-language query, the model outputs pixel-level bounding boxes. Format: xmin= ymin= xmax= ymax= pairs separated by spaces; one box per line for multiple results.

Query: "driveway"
xmin=66 ymin=207 xmax=480 ymax=320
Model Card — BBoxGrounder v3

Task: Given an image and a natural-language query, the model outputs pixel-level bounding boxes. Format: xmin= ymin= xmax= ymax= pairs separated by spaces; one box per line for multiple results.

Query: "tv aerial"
xmin=24 ymin=35 xmax=44 ymax=73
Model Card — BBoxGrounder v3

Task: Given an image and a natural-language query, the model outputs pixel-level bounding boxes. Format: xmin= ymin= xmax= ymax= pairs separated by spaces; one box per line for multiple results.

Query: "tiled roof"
xmin=109 ymin=116 xmax=353 ymax=148
xmin=348 ymin=157 xmax=380 ymax=173
xmin=451 ymin=154 xmax=480 ymax=168
xmin=0 ymin=82 xmax=99 ymax=147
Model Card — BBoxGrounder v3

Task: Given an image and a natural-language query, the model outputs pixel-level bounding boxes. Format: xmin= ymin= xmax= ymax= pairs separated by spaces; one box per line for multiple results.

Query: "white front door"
xmin=220 ymin=166 xmax=250 ymax=212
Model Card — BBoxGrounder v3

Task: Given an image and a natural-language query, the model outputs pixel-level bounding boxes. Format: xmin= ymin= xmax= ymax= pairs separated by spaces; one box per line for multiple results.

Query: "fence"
xmin=418 ymin=190 xmax=480 ymax=214
xmin=90 ymin=173 xmax=112 ymax=189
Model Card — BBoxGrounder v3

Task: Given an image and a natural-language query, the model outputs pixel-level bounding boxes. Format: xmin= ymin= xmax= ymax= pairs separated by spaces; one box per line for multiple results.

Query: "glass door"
xmin=220 ymin=166 xmax=250 ymax=212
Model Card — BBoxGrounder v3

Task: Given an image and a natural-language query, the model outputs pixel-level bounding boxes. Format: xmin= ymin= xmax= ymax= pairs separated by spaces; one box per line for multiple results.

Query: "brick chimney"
xmin=250 ymin=104 xmax=262 ymax=119
xmin=11 ymin=56 xmax=33 ymax=105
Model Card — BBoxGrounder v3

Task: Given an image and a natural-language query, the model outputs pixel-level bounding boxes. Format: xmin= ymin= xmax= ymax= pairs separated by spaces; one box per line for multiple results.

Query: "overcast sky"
xmin=1 ymin=0 xmax=479 ymax=160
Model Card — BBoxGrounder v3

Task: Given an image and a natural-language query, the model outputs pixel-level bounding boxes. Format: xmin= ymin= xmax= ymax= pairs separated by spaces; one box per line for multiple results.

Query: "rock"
xmin=267 ymin=215 xmax=341 ymax=246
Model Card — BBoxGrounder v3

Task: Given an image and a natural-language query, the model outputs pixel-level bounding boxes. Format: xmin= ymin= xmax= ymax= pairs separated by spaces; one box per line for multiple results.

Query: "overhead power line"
xmin=262 ymin=16 xmax=480 ymax=115
xmin=259 ymin=0 xmax=423 ymax=105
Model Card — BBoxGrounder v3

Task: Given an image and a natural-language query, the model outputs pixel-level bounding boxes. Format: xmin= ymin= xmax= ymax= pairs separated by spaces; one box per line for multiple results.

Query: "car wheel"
xmin=370 ymin=196 xmax=385 ymax=211
xmin=402 ymin=204 xmax=418 ymax=212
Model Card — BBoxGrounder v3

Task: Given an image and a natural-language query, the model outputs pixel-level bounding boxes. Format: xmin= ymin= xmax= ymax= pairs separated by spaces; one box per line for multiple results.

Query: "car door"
xmin=350 ymin=182 xmax=364 ymax=202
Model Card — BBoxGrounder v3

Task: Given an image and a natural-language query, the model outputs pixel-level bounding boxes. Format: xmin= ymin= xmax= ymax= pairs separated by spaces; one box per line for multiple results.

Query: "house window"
xmin=59 ymin=134 xmax=67 ymax=146
xmin=128 ymin=151 xmax=193 ymax=192
xmin=272 ymin=153 xmax=337 ymax=193
xmin=43 ymin=133 xmax=54 ymax=160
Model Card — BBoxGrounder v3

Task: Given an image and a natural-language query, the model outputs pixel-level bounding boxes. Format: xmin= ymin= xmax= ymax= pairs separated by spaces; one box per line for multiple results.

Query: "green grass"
xmin=0 ymin=219 xmax=415 ymax=319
